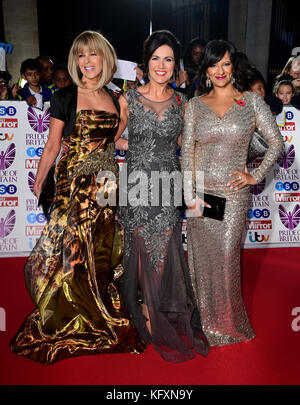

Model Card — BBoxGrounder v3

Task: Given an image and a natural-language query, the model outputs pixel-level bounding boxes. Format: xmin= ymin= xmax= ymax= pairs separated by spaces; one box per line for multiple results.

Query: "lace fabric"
xmin=119 ymin=88 xmax=209 ymax=362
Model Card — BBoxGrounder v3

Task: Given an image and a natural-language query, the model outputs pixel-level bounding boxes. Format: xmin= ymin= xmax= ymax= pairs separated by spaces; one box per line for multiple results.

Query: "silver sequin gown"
xmin=119 ymin=88 xmax=209 ymax=362
xmin=181 ymin=92 xmax=283 ymax=346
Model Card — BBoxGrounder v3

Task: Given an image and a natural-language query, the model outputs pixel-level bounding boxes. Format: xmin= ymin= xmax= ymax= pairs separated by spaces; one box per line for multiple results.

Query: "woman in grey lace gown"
xmin=181 ymin=40 xmax=283 ymax=346
xmin=116 ymin=30 xmax=209 ymax=362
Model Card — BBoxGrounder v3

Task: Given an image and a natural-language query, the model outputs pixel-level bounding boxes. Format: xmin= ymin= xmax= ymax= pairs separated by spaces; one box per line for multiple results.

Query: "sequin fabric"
xmin=181 ymin=92 xmax=283 ymax=346
xmin=10 ymin=110 xmax=146 ymax=364
xmin=119 ymin=88 xmax=209 ymax=362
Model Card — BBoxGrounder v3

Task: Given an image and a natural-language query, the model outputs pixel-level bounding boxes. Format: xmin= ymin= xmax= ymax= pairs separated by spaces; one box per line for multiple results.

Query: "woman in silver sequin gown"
xmin=116 ymin=30 xmax=209 ymax=362
xmin=181 ymin=40 xmax=283 ymax=346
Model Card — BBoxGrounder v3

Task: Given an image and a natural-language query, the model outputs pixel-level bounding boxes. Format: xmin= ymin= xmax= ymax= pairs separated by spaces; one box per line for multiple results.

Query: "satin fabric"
xmin=10 ymin=110 xmax=145 ymax=364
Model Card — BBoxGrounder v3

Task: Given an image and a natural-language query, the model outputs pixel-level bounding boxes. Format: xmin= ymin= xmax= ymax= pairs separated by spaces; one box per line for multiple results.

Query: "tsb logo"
xmin=247 ymin=208 xmax=270 ymax=219
xmin=27 ymin=213 xmax=46 ymax=224
xmin=0 ymin=106 xmax=17 ymax=116
xmin=275 ymin=182 xmax=299 ymax=191
xmin=26 ymin=147 xmax=43 ymax=157
xmin=285 ymin=111 xmax=294 ymax=120
xmin=114 ymin=150 xmax=126 ymax=157
xmin=0 ymin=184 xmax=17 ymax=194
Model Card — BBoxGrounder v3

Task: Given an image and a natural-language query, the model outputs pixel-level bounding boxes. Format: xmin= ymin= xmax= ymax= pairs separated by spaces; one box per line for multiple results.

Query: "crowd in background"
xmin=0 ymin=55 xmax=71 ymax=107
xmin=179 ymin=38 xmax=300 ymax=113
xmin=4 ymin=29 xmax=286 ymax=365
xmin=0 ymin=38 xmax=300 ymax=113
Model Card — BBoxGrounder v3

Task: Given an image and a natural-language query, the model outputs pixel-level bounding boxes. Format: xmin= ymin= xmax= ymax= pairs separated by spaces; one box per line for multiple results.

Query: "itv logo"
xmin=248 ymin=231 xmax=270 ymax=243
xmin=0 ymin=133 xmax=15 ymax=141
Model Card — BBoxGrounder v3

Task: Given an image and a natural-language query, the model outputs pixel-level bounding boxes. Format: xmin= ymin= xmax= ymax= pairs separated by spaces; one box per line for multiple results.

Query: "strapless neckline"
xmin=76 ymin=109 xmax=119 ymax=118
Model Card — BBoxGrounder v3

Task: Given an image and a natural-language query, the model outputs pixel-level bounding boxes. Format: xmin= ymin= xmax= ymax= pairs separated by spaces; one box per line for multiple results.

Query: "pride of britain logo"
xmin=0 ymin=209 xmax=16 ymax=238
xmin=250 ymin=178 xmax=266 ymax=195
xmin=279 ymin=204 xmax=300 ymax=230
xmin=0 ymin=143 xmax=15 ymax=170
xmin=28 ymin=171 xmax=35 ymax=194
xmin=277 ymin=145 xmax=295 ymax=169
xmin=27 ymin=107 xmax=50 ymax=134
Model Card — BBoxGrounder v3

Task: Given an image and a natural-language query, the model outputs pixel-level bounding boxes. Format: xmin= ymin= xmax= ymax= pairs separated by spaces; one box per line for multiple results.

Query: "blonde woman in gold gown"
xmin=10 ymin=31 xmax=145 ymax=364
xmin=181 ymin=40 xmax=283 ymax=346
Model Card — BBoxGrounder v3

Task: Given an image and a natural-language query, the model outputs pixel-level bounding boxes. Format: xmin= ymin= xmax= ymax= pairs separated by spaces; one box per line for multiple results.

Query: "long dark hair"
xmin=142 ymin=30 xmax=181 ymax=79
xmin=199 ymin=39 xmax=247 ymax=93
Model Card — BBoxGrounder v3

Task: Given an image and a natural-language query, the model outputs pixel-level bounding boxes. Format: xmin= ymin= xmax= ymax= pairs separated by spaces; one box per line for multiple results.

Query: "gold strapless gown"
xmin=10 ymin=110 xmax=146 ymax=364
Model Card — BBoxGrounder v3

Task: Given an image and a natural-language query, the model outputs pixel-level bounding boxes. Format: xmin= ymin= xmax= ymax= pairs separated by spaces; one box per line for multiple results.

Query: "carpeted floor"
xmin=0 ymin=247 xmax=299 ymax=385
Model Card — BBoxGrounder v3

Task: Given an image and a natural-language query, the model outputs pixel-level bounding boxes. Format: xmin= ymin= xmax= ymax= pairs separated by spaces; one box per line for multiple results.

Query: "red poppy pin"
xmin=234 ymin=98 xmax=246 ymax=106
xmin=176 ymin=95 xmax=181 ymax=105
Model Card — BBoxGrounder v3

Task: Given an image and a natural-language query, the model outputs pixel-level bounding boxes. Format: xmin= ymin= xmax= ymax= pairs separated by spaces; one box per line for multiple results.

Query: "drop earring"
xmin=206 ymin=75 xmax=212 ymax=88
xmin=231 ymin=76 xmax=236 ymax=84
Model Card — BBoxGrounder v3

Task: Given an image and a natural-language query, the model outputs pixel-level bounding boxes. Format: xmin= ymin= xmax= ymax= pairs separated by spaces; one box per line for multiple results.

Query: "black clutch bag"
xmin=38 ymin=166 xmax=56 ymax=220
xmin=197 ymin=192 xmax=226 ymax=221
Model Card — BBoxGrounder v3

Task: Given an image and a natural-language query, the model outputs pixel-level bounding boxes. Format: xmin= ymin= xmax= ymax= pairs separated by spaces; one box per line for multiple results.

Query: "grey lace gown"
xmin=181 ymin=92 xmax=283 ymax=346
xmin=119 ymin=88 xmax=209 ymax=362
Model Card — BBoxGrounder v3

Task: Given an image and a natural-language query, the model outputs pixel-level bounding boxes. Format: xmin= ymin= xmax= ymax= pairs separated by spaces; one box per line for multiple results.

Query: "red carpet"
xmin=0 ymin=248 xmax=300 ymax=385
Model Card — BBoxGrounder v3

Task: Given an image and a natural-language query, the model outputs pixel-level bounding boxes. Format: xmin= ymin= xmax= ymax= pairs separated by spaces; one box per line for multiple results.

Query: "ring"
xmin=238 ymin=175 xmax=242 ymax=180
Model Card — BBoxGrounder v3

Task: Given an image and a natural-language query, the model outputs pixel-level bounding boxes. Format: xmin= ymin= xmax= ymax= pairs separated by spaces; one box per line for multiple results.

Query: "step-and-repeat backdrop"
xmin=0 ymin=101 xmax=50 ymax=256
xmin=0 ymin=100 xmax=299 ymax=257
xmin=242 ymin=106 xmax=300 ymax=248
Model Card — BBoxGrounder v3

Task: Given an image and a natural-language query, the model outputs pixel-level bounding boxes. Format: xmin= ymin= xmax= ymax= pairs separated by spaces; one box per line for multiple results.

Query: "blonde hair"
xmin=281 ymin=56 xmax=295 ymax=76
xmin=68 ymin=30 xmax=117 ymax=90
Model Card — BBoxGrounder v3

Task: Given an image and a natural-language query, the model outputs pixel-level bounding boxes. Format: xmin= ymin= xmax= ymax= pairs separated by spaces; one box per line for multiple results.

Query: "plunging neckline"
xmin=198 ymin=92 xmax=248 ymax=120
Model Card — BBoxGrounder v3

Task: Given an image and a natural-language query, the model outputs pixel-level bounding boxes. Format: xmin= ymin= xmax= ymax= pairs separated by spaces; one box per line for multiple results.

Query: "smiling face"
xmin=276 ymin=84 xmax=294 ymax=104
xmin=77 ymin=47 xmax=103 ymax=84
xmin=148 ymin=45 xmax=175 ymax=85
xmin=206 ymin=50 xmax=233 ymax=88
